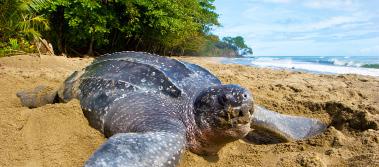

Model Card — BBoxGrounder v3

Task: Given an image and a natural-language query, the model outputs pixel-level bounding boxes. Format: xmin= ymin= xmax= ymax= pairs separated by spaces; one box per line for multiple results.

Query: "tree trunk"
xmin=56 ymin=6 xmax=65 ymax=55
xmin=135 ymin=38 xmax=142 ymax=51
xmin=111 ymin=30 xmax=119 ymax=51
xmin=87 ymin=35 xmax=95 ymax=56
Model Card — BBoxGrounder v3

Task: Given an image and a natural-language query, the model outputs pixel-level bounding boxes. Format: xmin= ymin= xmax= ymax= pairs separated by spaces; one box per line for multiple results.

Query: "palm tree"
xmin=0 ymin=0 xmax=50 ymax=55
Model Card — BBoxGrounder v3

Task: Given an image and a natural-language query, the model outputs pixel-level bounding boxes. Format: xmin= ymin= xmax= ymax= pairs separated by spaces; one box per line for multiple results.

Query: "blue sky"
xmin=213 ymin=0 xmax=379 ymax=56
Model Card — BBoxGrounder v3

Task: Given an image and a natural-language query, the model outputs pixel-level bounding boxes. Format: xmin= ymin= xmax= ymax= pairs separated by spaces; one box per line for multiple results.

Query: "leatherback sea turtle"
xmin=17 ymin=51 xmax=326 ymax=167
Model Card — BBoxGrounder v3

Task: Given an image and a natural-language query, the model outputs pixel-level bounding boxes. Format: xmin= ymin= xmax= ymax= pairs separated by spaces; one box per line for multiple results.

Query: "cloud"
xmin=248 ymin=0 xmax=293 ymax=4
xmin=262 ymin=0 xmax=292 ymax=3
xmin=214 ymin=0 xmax=379 ymax=56
xmin=298 ymin=16 xmax=358 ymax=31
xmin=304 ymin=0 xmax=356 ymax=11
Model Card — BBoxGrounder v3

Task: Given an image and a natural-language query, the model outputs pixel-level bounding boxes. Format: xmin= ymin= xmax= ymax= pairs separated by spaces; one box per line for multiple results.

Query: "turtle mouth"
xmin=230 ymin=107 xmax=251 ymax=126
xmin=216 ymin=105 xmax=252 ymax=128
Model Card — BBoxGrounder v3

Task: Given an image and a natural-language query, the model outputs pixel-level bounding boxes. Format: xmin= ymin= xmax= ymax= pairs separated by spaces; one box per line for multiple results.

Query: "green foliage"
xmin=186 ymin=35 xmax=252 ymax=57
xmin=1 ymin=0 xmax=253 ymax=57
xmin=28 ymin=0 xmax=111 ymax=55
xmin=9 ymin=38 xmax=20 ymax=49
xmin=0 ymin=0 xmax=50 ymax=56
xmin=222 ymin=36 xmax=253 ymax=56
xmin=0 ymin=38 xmax=34 ymax=56
xmin=30 ymin=0 xmax=221 ymax=55
xmin=0 ymin=0 xmax=50 ymax=40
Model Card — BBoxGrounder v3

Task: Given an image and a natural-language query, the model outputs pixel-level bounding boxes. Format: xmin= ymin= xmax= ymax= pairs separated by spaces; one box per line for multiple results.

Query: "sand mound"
xmin=0 ymin=55 xmax=378 ymax=166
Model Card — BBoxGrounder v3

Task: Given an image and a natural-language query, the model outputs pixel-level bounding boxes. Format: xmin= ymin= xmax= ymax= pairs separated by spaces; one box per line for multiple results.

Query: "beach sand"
xmin=0 ymin=54 xmax=378 ymax=166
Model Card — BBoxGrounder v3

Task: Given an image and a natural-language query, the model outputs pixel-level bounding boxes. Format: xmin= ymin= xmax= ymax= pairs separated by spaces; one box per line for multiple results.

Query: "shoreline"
xmin=204 ymin=56 xmax=379 ymax=77
xmin=1 ymin=54 xmax=378 ymax=166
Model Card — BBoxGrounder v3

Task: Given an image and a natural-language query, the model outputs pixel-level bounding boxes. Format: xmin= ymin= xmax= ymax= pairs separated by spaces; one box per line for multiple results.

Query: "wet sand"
xmin=0 ymin=54 xmax=378 ymax=166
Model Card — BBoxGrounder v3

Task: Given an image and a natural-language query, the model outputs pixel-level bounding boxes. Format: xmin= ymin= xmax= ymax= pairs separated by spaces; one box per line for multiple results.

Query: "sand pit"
xmin=0 ymin=54 xmax=378 ymax=166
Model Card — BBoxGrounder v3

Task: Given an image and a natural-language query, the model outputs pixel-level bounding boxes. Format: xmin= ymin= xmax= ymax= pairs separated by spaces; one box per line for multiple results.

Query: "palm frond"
xmin=27 ymin=0 xmax=52 ymax=12
xmin=20 ymin=28 xmax=42 ymax=39
xmin=29 ymin=15 xmax=50 ymax=30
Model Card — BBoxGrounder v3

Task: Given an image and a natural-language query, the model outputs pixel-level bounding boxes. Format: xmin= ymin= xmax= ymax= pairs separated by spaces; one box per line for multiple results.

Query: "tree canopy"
xmin=1 ymin=0 xmax=253 ymax=57
xmin=222 ymin=36 xmax=253 ymax=56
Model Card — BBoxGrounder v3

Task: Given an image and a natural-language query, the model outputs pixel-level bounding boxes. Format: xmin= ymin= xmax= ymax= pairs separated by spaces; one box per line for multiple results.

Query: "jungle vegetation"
xmin=0 ymin=0 xmax=252 ymax=57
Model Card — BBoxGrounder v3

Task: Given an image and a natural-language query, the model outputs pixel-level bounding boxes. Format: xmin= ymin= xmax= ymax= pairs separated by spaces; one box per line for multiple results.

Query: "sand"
xmin=0 ymin=54 xmax=378 ymax=167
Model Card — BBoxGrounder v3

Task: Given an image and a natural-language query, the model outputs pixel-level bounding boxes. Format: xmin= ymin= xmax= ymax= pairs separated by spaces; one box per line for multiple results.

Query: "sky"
xmin=213 ymin=0 xmax=379 ymax=56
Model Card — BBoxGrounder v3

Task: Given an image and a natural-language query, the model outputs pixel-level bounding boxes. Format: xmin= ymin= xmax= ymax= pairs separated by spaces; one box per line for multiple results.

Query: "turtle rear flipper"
xmin=85 ymin=125 xmax=186 ymax=167
xmin=16 ymin=85 xmax=59 ymax=108
xmin=244 ymin=105 xmax=327 ymax=144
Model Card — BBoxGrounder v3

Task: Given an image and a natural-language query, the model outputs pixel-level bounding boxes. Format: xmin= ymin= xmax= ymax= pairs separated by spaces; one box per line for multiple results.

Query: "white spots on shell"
xmin=153 ymin=159 xmax=159 ymax=166
xmin=113 ymin=93 xmax=128 ymax=102
xmin=80 ymin=52 xmax=225 ymax=166
xmin=93 ymin=132 xmax=184 ymax=166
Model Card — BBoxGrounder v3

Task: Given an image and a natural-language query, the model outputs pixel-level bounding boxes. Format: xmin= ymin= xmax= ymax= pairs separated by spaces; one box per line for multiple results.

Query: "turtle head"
xmin=194 ymin=84 xmax=253 ymax=145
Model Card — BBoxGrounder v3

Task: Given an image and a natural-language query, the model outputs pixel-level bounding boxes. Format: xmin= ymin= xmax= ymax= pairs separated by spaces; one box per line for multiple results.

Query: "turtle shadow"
xmin=201 ymin=155 xmax=220 ymax=162
xmin=243 ymin=129 xmax=288 ymax=144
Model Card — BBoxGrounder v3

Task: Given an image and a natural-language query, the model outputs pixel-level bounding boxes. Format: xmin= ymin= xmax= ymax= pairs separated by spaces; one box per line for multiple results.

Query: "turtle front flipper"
xmin=244 ymin=105 xmax=327 ymax=144
xmin=85 ymin=131 xmax=186 ymax=167
xmin=16 ymin=85 xmax=59 ymax=108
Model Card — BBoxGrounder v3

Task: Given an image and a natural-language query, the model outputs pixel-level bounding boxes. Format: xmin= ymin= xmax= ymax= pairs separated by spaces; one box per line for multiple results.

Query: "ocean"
xmin=220 ymin=56 xmax=379 ymax=77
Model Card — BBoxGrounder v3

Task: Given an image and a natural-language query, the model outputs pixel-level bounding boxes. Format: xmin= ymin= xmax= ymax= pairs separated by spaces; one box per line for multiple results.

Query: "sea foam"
xmin=220 ymin=57 xmax=379 ymax=77
xmin=250 ymin=59 xmax=379 ymax=77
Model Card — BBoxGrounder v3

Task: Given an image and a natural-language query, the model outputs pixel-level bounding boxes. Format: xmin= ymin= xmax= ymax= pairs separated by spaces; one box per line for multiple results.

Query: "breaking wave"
xmin=221 ymin=56 xmax=379 ymax=77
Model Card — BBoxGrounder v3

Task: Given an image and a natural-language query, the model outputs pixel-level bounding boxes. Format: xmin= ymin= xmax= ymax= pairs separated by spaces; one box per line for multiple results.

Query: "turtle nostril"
xmin=249 ymin=108 xmax=254 ymax=115
xmin=238 ymin=110 xmax=244 ymax=117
